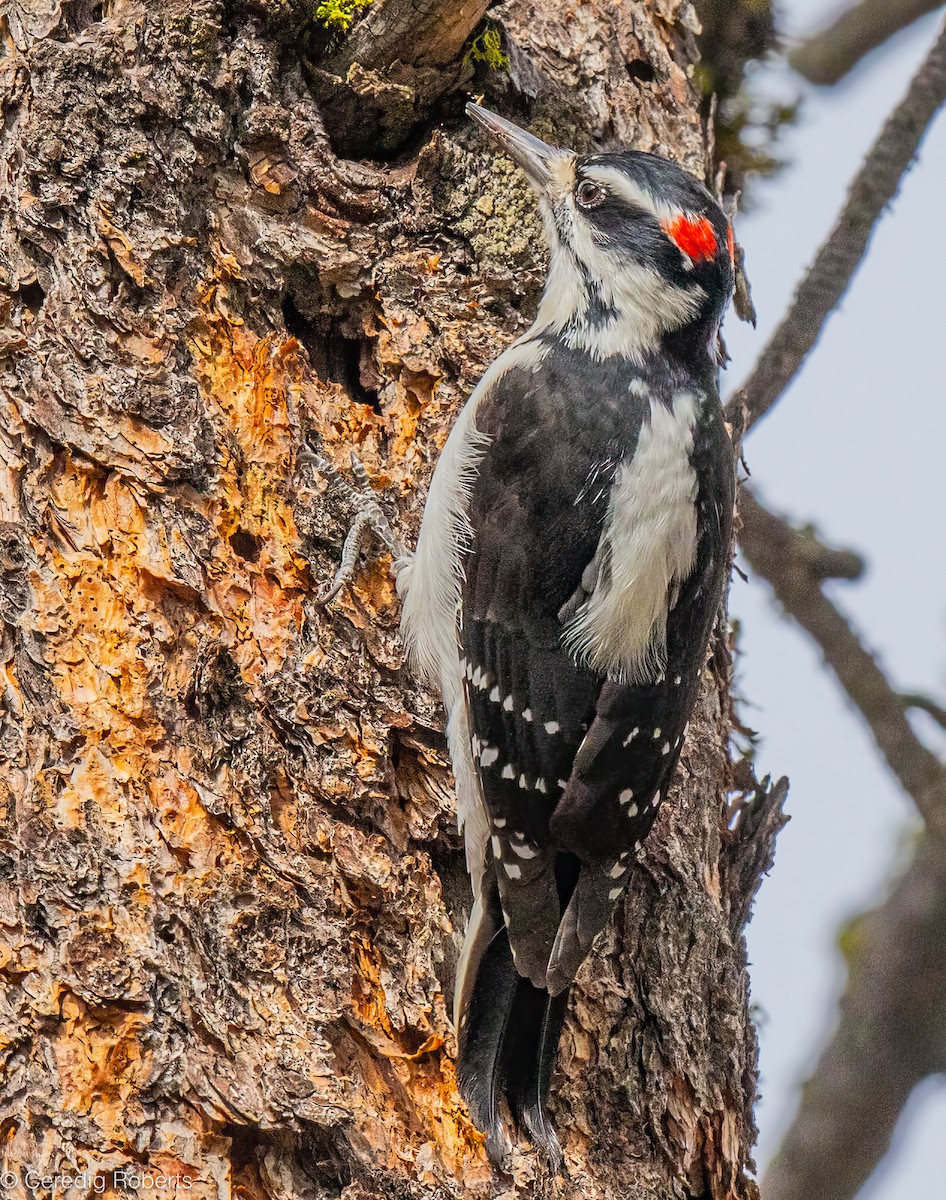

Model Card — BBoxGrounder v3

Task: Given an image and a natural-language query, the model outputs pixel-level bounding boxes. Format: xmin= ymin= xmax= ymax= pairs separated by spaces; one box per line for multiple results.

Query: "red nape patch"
xmin=663 ymin=214 xmax=718 ymax=262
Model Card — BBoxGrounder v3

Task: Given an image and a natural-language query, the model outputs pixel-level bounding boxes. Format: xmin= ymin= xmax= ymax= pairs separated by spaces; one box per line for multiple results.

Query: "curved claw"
xmin=300 ymin=446 xmax=406 ymax=605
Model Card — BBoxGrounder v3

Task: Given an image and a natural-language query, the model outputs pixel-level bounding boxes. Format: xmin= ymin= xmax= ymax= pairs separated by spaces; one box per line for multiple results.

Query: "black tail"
xmin=505 ymin=980 xmax=568 ymax=1167
xmin=455 ymin=877 xmax=568 ymax=1167
xmin=455 ymin=882 xmax=519 ymax=1162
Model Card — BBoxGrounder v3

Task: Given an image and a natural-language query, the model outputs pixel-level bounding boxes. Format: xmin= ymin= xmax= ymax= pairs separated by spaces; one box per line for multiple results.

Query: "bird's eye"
xmin=576 ymin=180 xmax=606 ymax=209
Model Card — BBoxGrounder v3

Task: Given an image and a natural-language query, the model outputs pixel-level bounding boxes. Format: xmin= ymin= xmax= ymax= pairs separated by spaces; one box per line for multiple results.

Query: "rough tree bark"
xmin=0 ymin=1 xmax=784 ymax=1197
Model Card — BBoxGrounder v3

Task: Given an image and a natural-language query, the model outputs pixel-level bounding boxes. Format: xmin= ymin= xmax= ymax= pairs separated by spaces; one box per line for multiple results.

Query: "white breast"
xmin=563 ymin=391 xmax=700 ymax=684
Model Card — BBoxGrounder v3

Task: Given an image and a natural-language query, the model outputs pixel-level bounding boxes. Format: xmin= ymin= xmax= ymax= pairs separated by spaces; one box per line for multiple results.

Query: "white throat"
xmin=535 ymin=250 xmax=702 ymax=361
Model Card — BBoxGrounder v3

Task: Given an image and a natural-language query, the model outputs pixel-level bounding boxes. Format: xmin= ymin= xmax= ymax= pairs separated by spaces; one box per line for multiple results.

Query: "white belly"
xmin=564 ymin=391 xmax=700 ymax=684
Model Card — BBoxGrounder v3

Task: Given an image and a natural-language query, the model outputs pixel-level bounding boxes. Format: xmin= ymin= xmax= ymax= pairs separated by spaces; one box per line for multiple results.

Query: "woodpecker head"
xmin=467 ymin=103 xmax=736 ymax=365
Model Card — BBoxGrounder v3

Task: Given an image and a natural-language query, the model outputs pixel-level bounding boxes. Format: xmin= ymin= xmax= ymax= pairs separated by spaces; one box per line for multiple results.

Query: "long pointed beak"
xmin=466 ymin=102 xmax=566 ymax=195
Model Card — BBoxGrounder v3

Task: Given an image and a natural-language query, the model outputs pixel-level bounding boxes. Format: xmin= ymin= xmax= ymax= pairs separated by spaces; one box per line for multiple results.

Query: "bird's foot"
xmin=300 ymin=445 xmax=406 ymax=606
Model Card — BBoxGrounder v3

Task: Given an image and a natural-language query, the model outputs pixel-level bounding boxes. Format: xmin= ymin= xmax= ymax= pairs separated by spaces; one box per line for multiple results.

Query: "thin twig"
xmin=726 ymin=17 xmax=946 ymax=434
xmin=737 ymin=487 xmax=946 ymax=838
xmin=790 ymin=0 xmax=943 ymax=86
xmin=901 ymin=691 xmax=946 ymax=730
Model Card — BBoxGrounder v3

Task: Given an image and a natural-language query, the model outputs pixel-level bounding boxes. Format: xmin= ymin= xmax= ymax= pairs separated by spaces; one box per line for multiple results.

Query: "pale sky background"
xmin=723 ymin=3 xmax=946 ymax=1196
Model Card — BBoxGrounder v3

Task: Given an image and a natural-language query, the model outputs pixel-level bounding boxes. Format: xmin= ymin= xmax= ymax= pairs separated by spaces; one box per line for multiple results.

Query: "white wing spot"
xmin=627 ymin=802 xmax=639 ymax=817
xmin=623 ymin=727 xmax=640 ymax=746
xmin=536 ymin=777 xmax=548 ymax=794
xmin=653 ymin=727 xmax=662 ymax=739
xmin=608 ymin=861 xmax=626 ymax=878
xmin=501 ymin=764 xmax=515 ymax=780
xmin=505 ymin=862 xmax=522 ymax=879
xmin=511 ymin=841 xmax=539 ymax=859
xmin=544 ymin=721 xmax=560 ymax=735
xmin=522 ymin=708 xmax=533 ymax=722
xmin=651 ymin=791 xmax=661 ymax=808
xmin=503 ymin=695 xmax=514 ymax=711
xmin=491 ymin=836 xmax=502 ymax=858
xmin=674 ymin=675 xmax=681 ymax=685
xmin=489 ymin=685 xmax=500 ymax=702
xmin=471 ymin=667 xmax=483 ymax=687
xmin=661 ymin=742 xmax=670 ymax=755
xmin=480 ymin=746 xmax=499 ymax=767
xmin=494 ymin=817 xmax=507 ymax=828
xmin=519 ymin=774 xmax=529 ymax=790
xmin=608 ymin=886 xmax=624 ymax=901
xmin=619 ymin=789 xmax=634 ymax=805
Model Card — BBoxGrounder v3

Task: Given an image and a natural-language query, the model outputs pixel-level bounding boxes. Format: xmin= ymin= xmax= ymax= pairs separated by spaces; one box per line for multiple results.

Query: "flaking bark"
xmin=0 ymin=1 xmax=782 ymax=1196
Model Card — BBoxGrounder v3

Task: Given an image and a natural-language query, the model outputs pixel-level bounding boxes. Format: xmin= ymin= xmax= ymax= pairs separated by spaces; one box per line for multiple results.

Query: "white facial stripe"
xmin=582 ymin=165 xmax=680 ymax=225
xmin=584 ymin=165 xmax=724 ymax=270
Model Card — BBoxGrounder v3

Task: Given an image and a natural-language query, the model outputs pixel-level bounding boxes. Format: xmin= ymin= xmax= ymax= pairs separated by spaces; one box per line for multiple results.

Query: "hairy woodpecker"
xmin=395 ymin=104 xmax=738 ymax=1165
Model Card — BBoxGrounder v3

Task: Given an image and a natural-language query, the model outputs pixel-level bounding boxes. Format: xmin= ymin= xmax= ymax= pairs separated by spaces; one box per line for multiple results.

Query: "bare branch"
xmin=764 ymin=838 xmax=946 ymax=1200
xmin=737 ymin=488 xmax=946 ymax=838
xmin=725 ymin=29 xmax=946 ymax=1199
xmin=790 ymin=0 xmax=944 ymax=86
xmin=742 ymin=488 xmax=946 ymax=1196
xmin=726 ymin=18 xmax=946 ymax=434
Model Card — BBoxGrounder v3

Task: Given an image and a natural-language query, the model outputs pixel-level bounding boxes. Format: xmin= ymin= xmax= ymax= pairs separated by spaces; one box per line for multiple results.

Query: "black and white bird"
xmin=395 ymin=104 xmax=739 ymax=1165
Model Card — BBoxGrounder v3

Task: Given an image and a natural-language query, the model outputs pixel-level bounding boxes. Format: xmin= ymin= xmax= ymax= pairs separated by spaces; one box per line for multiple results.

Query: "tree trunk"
xmin=0 ymin=1 xmax=783 ymax=1196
